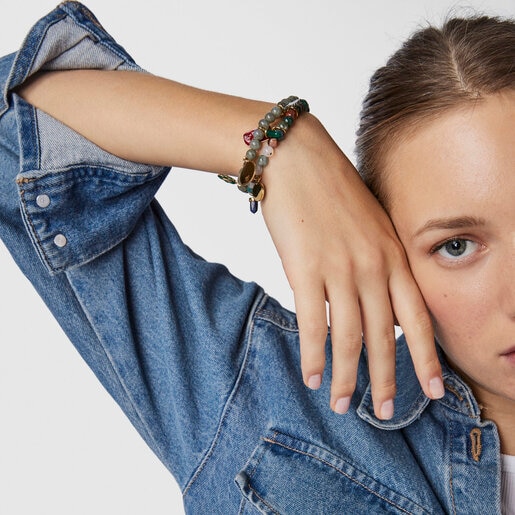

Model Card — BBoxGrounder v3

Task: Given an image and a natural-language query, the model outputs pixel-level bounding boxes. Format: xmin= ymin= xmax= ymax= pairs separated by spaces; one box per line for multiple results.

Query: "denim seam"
xmin=262 ymin=435 xmax=425 ymax=515
xmin=245 ymin=432 xmax=277 ymax=480
xmin=65 ymin=275 xmax=168 ymax=468
xmin=182 ymin=291 xmax=268 ymax=495
xmin=254 ymin=308 xmax=298 ymax=332
xmin=241 ymin=435 xmax=282 ymax=515
xmin=244 ymin=483 xmax=281 ymax=514
xmin=19 ymin=164 xmax=165 ymax=184
xmin=445 ymin=414 xmax=458 ymax=515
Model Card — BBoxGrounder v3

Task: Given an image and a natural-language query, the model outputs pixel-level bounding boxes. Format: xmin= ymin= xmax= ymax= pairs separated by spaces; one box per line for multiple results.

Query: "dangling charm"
xmin=249 ymin=198 xmax=258 ymax=214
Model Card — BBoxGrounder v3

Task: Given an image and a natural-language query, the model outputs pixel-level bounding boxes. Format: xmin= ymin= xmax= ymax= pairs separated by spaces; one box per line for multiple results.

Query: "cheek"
xmin=411 ymin=264 xmax=490 ymax=348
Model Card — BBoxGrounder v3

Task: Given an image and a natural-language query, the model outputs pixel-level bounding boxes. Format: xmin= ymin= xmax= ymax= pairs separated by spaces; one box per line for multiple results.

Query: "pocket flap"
xmin=235 ymin=431 xmax=433 ymax=514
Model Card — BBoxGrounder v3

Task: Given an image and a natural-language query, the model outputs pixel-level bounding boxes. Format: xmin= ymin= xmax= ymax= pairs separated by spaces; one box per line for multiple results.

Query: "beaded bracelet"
xmin=218 ymin=96 xmax=309 ymax=213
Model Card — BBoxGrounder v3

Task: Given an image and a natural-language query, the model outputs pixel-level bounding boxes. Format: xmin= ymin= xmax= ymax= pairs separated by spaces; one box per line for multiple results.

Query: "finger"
xmin=359 ymin=283 xmax=397 ymax=420
xmin=389 ymin=268 xmax=444 ymax=400
xmin=293 ymin=280 xmax=329 ymax=390
xmin=327 ymin=283 xmax=363 ymax=415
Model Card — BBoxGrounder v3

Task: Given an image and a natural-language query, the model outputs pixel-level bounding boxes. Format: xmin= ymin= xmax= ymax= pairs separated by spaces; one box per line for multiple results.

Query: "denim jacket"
xmin=0 ymin=3 xmax=503 ymax=513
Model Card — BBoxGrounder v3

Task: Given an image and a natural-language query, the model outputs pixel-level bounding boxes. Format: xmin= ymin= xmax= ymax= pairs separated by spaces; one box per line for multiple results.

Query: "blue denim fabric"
xmin=0 ymin=3 xmax=503 ymax=513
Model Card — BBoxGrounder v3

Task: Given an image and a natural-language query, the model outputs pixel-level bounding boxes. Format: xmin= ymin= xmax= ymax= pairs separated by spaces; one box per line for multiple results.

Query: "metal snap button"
xmin=53 ymin=234 xmax=67 ymax=248
xmin=36 ymin=194 xmax=51 ymax=208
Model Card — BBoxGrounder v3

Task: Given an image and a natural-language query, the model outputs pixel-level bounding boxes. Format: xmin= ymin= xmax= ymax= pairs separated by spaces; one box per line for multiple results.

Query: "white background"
xmin=0 ymin=1 xmax=513 ymax=514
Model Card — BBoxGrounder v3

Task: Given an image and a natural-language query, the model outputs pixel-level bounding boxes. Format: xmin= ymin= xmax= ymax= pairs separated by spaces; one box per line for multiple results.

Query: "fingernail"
xmin=307 ymin=374 xmax=322 ymax=390
xmin=380 ymin=399 xmax=394 ymax=420
xmin=429 ymin=376 xmax=445 ymax=399
xmin=334 ymin=397 xmax=351 ymax=415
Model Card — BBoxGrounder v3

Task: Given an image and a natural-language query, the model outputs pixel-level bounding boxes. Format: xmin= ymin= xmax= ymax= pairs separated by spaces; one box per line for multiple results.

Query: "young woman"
xmin=0 ymin=2 xmax=513 ymax=513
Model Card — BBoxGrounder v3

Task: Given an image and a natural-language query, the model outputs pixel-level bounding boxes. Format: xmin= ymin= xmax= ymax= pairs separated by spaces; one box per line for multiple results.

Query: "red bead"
xmin=285 ymin=108 xmax=298 ymax=120
xmin=243 ymin=130 xmax=254 ymax=145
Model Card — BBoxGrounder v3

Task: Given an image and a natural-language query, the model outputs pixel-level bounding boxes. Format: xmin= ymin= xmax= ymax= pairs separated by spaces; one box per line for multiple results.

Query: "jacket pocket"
xmin=235 ymin=430 xmax=433 ymax=515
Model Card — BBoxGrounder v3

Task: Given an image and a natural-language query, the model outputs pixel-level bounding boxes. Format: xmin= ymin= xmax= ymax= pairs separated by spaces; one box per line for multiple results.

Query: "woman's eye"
xmin=432 ymin=238 xmax=479 ymax=259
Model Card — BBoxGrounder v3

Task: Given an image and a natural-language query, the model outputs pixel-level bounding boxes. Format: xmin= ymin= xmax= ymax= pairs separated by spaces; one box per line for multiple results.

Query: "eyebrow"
xmin=413 ymin=216 xmax=486 ymax=238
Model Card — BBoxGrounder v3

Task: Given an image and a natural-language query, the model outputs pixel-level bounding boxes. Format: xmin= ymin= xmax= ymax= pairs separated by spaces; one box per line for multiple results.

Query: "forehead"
xmin=385 ymin=91 xmax=515 ymax=237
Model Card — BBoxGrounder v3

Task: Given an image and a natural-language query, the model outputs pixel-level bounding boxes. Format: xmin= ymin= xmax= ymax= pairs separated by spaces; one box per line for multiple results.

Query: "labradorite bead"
xmin=255 ymin=165 xmax=264 ymax=176
xmin=238 ymin=160 xmax=255 ymax=186
xmin=265 ymin=112 xmax=276 ymax=123
xmin=258 ymin=119 xmax=270 ymax=130
xmin=271 ymin=105 xmax=282 ymax=117
xmin=252 ymin=129 xmax=265 ymax=140
xmin=278 ymin=120 xmax=289 ymax=131
xmin=245 ymin=149 xmax=257 ymax=160
xmin=250 ymin=139 xmax=261 ymax=150
xmin=257 ymin=155 xmax=269 ymax=167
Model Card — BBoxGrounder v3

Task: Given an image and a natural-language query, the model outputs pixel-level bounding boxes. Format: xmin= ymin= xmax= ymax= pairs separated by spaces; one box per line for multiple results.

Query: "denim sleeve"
xmin=0 ymin=1 xmax=262 ymax=490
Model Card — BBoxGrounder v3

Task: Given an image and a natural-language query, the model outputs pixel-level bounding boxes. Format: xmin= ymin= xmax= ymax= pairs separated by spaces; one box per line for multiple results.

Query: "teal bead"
xmin=284 ymin=116 xmax=294 ymax=126
xmin=266 ymin=128 xmax=285 ymax=140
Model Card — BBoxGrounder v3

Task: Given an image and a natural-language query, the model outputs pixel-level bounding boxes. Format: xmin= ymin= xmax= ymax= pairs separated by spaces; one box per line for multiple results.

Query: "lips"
xmin=501 ymin=347 xmax=515 ymax=364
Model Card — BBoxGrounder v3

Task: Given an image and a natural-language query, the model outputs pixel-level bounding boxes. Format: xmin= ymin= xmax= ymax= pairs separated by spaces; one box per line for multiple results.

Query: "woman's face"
xmin=385 ymin=90 xmax=515 ymax=410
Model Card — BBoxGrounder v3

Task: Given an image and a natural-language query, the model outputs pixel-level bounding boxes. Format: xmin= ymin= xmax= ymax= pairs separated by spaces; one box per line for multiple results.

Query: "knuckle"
xmin=372 ymin=378 xmax=397 ymax=398
xmin=357 ymin=251 xmax=387 ymax=277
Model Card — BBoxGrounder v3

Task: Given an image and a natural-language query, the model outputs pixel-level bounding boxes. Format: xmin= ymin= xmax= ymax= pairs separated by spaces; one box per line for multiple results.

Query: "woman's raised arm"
xmin=18 ymin=69 xmax=444 ymax=418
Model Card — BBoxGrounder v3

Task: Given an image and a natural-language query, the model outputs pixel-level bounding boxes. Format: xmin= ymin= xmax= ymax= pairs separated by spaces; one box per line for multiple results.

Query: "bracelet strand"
xmin=218 ymin=96 xmax=309 ymax=213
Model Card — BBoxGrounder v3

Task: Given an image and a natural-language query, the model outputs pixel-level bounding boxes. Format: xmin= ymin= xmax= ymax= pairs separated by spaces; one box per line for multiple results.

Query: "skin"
xmin=385 ymin=90 xmax=515 ymax=454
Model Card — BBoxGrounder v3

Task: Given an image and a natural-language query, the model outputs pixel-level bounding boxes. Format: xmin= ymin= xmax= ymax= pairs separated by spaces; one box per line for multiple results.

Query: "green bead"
xmin=266 ymin=128 xmax=285 ymax=140
xmin=284 ymin=116 xmax=294 ymax=126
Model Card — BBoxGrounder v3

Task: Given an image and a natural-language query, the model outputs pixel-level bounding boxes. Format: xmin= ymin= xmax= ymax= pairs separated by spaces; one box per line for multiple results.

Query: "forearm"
xmin=17 ymin=69 xmax=276 ymax=174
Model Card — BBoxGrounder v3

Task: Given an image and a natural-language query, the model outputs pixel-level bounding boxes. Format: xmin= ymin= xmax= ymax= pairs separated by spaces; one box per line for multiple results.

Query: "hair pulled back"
xmin=355 ymin=16 xmax=515 ymax=207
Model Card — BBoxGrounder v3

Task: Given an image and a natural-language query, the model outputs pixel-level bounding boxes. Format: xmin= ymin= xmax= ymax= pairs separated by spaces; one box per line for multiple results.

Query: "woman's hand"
xmin=261 ymin=114 xmax=444 ymax=419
